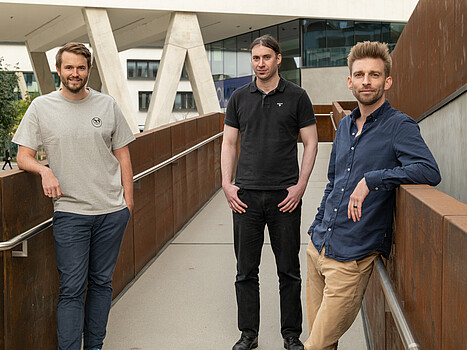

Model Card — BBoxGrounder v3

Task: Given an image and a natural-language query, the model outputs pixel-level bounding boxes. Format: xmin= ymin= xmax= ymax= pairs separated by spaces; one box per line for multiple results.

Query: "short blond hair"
xmin=347 ymin=41 xmax=392 ymax=77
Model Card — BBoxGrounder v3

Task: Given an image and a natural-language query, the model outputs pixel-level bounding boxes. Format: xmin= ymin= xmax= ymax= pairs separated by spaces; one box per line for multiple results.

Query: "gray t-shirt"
xmin=13 ymin=88 xmax=136 ymax=215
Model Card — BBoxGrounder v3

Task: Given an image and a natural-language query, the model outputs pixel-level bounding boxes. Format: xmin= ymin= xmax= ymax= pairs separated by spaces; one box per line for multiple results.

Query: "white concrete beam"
xmin=145 ymin=43 xmax=186 ymax=130
xmin=15 ymin=72 xmax=29 ymax=100
xmin=87 ymin=56 xmax=102 ymax=92
xmin=25 ymin=14 xmax=86 ymax=53
xmin=82 ymin=7 xmax=139 ymax=134
xmin=114 ymin=14 xmax=170 ymax=52
xmin=145 ymin=12 xmax=220 ymax=130
xmin=26 ymin=42 xmax=56 ymax=95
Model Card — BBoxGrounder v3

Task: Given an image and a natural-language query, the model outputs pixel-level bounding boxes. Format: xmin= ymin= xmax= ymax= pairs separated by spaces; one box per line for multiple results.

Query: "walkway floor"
xmin=104 ymin=142 xmax=367 ymax=350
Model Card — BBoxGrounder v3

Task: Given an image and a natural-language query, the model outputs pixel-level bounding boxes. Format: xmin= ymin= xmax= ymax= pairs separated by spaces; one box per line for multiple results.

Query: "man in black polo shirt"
xmin=221 ymin=35 xmax=318 ymax=350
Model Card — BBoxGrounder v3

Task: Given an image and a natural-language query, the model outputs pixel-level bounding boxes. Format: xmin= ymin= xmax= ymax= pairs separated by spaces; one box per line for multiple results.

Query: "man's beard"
xmin=352 ymin=87 xmax=384 ymax=106
xmin=61 ymin=75 xmax=88 ymax=94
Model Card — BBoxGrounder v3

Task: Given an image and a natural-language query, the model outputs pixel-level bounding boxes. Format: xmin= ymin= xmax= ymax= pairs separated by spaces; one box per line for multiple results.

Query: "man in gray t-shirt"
xmin=13 ymin=43 xmax=135 ymax=350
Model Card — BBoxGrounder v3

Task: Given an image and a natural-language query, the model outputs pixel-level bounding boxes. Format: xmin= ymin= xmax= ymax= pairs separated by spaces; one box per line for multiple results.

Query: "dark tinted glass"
xmin=326 ymin=20 xmax=354 ymax=47
xmin=355 ymin=21 xmax=381 ymax=42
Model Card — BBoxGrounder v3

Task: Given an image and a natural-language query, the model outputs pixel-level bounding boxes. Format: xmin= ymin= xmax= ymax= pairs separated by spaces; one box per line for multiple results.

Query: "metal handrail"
xmin=374 ymin=256 xmax=421 ymax=350
xmin=133 ymin=131 xmax=223 ymax=182
xmin=329 ymin=111 xmax=337 ymax=131
xmin=0 ymin=131 xmax=224 ymax=255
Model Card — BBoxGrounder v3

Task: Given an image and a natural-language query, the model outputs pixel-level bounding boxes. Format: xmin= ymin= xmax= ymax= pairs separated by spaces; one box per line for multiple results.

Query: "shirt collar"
xmin=249 ymin=75 xmax=286 ymax=94
xmin=350 ymin=99 xmax=391 ymax=122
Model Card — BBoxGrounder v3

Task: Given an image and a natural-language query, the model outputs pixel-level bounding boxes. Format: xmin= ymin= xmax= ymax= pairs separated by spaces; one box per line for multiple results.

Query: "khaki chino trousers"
xmin=304 ymin=241 xmax=377 ymax=350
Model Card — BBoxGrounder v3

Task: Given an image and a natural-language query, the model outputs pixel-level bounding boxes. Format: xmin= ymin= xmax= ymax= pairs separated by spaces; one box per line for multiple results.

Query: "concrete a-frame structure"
xmin=16 ymin=7 xmax=221 ymax=133
xmin=145 ymin=12 xmax=220 ymax=129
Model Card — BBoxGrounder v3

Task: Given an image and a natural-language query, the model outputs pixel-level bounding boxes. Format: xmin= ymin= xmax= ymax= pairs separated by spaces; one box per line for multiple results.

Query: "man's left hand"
xmin=278 ymin=183 xmax=306 ymax=213
xmin=348 ymin=177 xmax=370 ymax=222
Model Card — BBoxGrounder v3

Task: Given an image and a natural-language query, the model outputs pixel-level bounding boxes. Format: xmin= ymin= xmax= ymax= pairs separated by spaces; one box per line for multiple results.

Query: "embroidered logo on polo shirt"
xmin=277 ymin=102 xmax=283 ymax=107
xmin=91 ymin=117 xmax=102 ymax=128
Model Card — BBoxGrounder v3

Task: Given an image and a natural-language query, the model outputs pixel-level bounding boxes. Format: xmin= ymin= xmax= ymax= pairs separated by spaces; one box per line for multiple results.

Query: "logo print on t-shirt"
xmin=277 ymin=102 xmax=283 ymax=107
xmin=91 ymin=117 xmax=102 ymax=128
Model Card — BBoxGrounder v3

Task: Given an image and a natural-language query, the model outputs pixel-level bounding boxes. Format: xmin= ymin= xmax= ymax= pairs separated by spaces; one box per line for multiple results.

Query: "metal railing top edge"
xmin=374 ymin=256 xmax=421 ymax=350
xmin=0 ymin=131 xmax=224 ymax=254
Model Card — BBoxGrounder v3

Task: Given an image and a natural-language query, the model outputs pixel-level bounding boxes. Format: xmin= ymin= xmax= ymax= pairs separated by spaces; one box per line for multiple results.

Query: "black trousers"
xmin=233 ymin=189 xmax=302 ymax=339
xmin=2 ymin=160 xmax=11 ymax=170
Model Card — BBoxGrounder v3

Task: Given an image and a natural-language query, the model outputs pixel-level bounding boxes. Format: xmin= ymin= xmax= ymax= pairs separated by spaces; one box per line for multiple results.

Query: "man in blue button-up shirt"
xmin=304 ymin=41 xmax=441 ymax=350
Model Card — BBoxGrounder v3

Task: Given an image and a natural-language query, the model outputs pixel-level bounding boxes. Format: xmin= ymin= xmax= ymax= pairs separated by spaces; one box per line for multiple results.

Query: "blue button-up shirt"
xmin=309 ymin=100 xmax=441 ymax=261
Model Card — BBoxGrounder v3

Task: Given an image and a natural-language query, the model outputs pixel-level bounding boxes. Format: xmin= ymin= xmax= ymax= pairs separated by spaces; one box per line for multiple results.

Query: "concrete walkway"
xmin=104 ymin=142 xmax=367 ymax=350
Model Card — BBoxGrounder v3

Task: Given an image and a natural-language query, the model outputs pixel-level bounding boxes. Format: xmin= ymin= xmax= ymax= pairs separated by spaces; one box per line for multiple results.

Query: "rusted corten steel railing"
xmin=0 ymin=131 xmax=224 ymax=256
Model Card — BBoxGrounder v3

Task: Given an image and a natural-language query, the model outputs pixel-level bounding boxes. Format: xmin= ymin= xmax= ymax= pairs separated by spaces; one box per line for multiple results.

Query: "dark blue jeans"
xmin=233 ymin=189 xmax=302 ymax=339
xmin=53 ymin=208 xmax=130 ymax=350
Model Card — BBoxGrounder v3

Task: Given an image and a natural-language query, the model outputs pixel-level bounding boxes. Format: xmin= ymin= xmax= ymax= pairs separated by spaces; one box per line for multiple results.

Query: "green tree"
xmin=0 ymin=57 xmax=20 ymax=153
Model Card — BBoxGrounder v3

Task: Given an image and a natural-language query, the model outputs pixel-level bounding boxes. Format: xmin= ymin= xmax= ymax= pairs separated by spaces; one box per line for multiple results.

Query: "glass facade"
xmin=205 ymin=18 xmax=406 ymax=89
xmin=206 ymin=20 xmax=301 ymax=86
xmin=302 ymin=19 xmax=404 ymax=68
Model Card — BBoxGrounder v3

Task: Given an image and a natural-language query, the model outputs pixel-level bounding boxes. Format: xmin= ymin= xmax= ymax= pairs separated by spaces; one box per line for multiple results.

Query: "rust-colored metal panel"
xmin=196 ymin=113 xmax=211 ymax=143
xmin=155 ymin=167 xmax=174 ymax=252
xmin=454 ymin=0 xmax=467 ymax=89
xmin=442 ymin=216 xmax=467 ymax=350
xmin=401 ymin=188 xmax=443 ymax=350
xmin=112 ymin=214 xmax=134 ymax=298
xmin=171 ymin=121 xmax=187 ymax=156
xmin=387 ymin=0 xmax=466 ymax=120
xmin=4 ymin=227 xmax=58 ymax=350
xmin=0 ymin=170 xmax=53 ymax=238
xmin=0 ymin=171 xmax=57 ymax=349
xmin=154 ymin=126 xmax=172 ymax=164
xmin=133 ymin=174 xmax=157 ymax=274
xmin=172 ymin=157 xmax=188 ymax=234
xmin=394 ymin=186 xmax=467 ymax=350
xmin=184 ymin=119 xmax=198 ymax=150
xmin=186 ymin=151 xmax=200 ymax=219
xmin=130 ymin=129 xmax=156 ymax=175
xmin=426 ymin=0 xmax=443 ymax=109
xmin=197 ymin=144 xmax=210 ymax=205
xmin=315 ymin=115 xmax=333 ymax=142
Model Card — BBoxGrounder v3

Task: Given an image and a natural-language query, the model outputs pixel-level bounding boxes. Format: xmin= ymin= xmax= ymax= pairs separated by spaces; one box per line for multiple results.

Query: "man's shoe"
xmin=283 ymin=336 xmax=304 ymax=350
xmin=232 ymin=334 xmax=258 ymax=350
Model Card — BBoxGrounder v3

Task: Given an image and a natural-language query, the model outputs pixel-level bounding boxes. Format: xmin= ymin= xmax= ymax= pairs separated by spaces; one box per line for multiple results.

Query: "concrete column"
xmin=87 ymin=57 xmax=102 ymax=92
xmin=145 ymin=12 xmax=220 ymax=130
xmin=15 ymin=72 xmax=29 ymax=100
xmin=82 ymin=7 xmax=139 ymax=134
xmin=26 ymin=42 xmax=56 ymax=95
xmin=186 ymin=45 xmax=221 ymax=116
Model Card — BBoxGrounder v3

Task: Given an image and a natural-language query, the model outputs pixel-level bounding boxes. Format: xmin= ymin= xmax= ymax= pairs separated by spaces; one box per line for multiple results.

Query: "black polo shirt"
xmin=225 ymin=77 xmax=316 ymax=190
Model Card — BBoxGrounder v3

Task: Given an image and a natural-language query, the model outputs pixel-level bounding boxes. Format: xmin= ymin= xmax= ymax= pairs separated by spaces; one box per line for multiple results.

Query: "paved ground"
xmin=104 ymin=142 xmax=368 ymax=350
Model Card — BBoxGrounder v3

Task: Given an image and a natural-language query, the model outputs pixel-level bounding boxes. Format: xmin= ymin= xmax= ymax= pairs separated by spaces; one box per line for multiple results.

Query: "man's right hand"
xmin=40 ymin=167 xmax=63 ymax=199
xmin=222 ymin=183 xmax=247 ymax=213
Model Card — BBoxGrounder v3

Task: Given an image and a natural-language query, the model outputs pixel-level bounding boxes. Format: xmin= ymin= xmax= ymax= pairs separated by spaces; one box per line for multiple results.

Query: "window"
xmin=138 ymin=91 xmax=196 ymax=111
xmin=138 ymin=91 xmax=152 ymax=111
xmin=127 ymin=60 xmax=159 ymax=79
xmin=173 ymin=92 xmax=196 ymax=111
